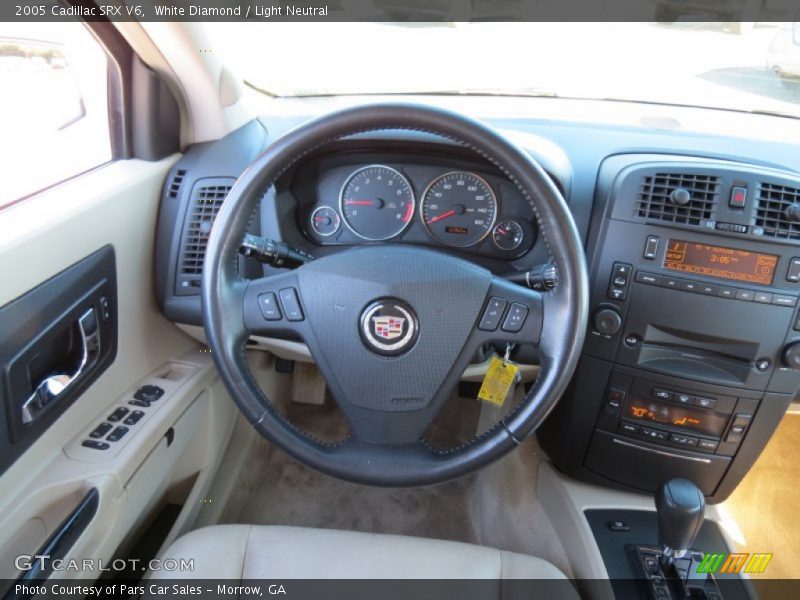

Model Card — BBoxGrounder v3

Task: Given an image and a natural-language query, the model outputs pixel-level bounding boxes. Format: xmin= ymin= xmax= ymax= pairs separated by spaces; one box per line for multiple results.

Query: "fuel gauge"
xmin=492 ymin=220 xmax=524 ymax=251
xmin=310 ymin=206 xmax=340 ymax=237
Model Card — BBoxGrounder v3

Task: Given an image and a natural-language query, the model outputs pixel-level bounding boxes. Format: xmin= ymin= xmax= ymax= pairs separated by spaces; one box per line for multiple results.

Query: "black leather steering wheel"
xmin=202 ymin=104 xmax=588 ymax=487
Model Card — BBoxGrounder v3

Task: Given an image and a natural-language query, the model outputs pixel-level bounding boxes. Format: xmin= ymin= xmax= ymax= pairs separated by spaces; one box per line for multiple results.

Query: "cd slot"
xmin=636 ymin=341 xmax=753 ymax=384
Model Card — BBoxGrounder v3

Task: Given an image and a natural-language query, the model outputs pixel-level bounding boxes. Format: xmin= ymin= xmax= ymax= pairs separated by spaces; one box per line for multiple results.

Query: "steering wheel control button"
xmin=258 ymin=292 xmax=282 ymax=320
xmin=501 ymin=303 xmax=529 ymax=333
xmin=89 ymin=423 xmax=113 ymax=439
xmin=479 ymin=297 xmax=508 ymax=331
xmin=360 ymin=299 xmax=419 ymax=356
xmin=134 ymin=385 xmax=164 ymax=403
xmin=107 ymin=407 xmax=129 ymax=422
xmin=278 ymin=288 xmax=304 ymax=321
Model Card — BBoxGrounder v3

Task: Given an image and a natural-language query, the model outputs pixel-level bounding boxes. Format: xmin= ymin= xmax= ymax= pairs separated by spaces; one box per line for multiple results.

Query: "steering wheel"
xmin=202 ymin=104 xmax=588 ymax=487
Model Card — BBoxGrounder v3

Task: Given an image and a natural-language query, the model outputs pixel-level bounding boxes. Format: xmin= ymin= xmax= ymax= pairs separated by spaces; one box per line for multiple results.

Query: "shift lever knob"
xmin=655 ymin=478 xmax=705 ymax=558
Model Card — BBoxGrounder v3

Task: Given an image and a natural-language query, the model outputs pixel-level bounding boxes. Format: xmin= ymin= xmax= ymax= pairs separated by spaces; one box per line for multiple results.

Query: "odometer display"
xmin=339 ymin=165 xmax=415 ymax=241
xmin=421 ymin=171 xmax=497 ymax=247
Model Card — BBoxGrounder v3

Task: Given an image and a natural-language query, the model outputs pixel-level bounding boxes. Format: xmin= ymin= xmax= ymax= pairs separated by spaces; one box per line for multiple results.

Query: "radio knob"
xmin=782 ymin=342 xmax=800 ymax=369
xmin=593 ymin=308 xmax=622 ymax=336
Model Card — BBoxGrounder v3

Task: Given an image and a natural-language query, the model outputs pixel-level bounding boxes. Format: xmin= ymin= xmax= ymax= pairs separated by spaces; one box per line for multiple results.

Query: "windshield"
xmin=206 ymin=22 xmax=800 ymax=117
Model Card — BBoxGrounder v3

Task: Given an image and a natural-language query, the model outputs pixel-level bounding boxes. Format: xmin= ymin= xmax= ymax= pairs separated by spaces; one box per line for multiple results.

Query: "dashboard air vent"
xmin=167 ymin=169 xmax=187 ymax=199
xmin=755 ymin=182 xmax=800 ymax=240
xmin=175 ymin=181 xmax=233 ymax=294
xmin=636 ymin=173 xmax=720 ymax=226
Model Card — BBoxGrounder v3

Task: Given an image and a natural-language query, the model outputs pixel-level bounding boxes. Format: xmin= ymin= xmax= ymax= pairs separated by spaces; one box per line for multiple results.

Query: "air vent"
xmin=636 ymin=173 xmax=720 ymax=226
xmin=175 ymin=180 xmax=233 ymax=294
xmin=167 ymin=169 xmax=187 ymax=199
xmin=755 ymin=182 xmax=800 ymax=240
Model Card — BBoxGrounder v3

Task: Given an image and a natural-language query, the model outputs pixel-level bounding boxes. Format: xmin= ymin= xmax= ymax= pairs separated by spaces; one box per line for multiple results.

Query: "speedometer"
xmin=340 ymin=165 xmax=415 ymax=241
xmin=420 ymin=171 xmax=497 ymax=247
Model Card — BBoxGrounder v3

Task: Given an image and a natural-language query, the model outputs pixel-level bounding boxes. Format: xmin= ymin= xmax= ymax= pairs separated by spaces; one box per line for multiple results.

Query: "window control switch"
xmin=89 ymin=422 xmax=113 ymax=439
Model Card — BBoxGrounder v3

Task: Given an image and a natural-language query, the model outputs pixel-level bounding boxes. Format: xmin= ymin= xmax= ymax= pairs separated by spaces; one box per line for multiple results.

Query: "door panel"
xmin=0 ymin=158 xmax=237 ymax=584
xmin=0 ymin=246 xmax=117 ymax=470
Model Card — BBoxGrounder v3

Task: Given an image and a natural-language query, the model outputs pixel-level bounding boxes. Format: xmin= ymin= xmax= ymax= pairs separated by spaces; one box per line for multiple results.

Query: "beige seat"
xmin=152 ymin=525 xmax=576 ymax=584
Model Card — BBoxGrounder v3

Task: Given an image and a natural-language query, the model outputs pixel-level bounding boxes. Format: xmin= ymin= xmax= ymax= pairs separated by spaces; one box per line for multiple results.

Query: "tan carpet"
xmin=218 ymin=371 xmax=572 ymax=576
xmin=724 ymin=413 xmax=800 ymax=580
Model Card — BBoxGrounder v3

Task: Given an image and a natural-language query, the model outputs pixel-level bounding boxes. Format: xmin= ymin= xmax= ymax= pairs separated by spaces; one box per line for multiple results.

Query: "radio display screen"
xmin=663 ymin=239 xmax=778 ymax=285
xmin=623 ymin=397 xmax=728 ymax=437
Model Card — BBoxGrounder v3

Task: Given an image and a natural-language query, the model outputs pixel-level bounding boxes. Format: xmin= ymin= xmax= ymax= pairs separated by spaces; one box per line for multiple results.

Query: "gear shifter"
xmin=656 ymin=478 xmax=705 ymax=564
xmin=630 ymin=478 xmax=722 ymax=600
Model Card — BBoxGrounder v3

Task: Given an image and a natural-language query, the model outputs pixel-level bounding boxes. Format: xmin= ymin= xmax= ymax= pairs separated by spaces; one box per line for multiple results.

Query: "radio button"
xmin=613 ymin=263 xmax=632 ymax=278
xmin=787 ymin=258 xmax=800 ymax=283
xmin=680 ymin=280 xmax=700 ymax=293
xmin=697 ymin=283 xmax=718 ymax=296
xmin=717 ymin=286 xmax=737 ymax=299
xmin=692 ymin=396 xmax=716 ymax=409
xmin=652 ymin=388 xmax=673 ymax=401
xmin=772 ymin=294 xmax=797 ymax=307
xmin=608 ymin=263 xmax=632 ymax=301
xmin=661 ymin=276 xmax=680 ymax=290
xmin=735 ymin=289 xmax=755 ymax=302
xmin=754 ymin=291 xmax=773 ymax=304
xmin=608 ymin=288 xmax=627 ymax=301
xmin=635 ymin=272 xmax=662 ymax=286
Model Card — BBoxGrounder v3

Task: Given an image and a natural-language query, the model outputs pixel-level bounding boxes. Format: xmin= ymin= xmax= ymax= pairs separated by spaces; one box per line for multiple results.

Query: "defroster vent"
xmin=167 ymin=169 xmax=187 ymax=199
xmin=175 ymin=179 xmax=234 ymax=294
xmin=636 ymin=173 xmax=720 ymax=226
xmin=755 ymin=182 xmax=800 ymax=240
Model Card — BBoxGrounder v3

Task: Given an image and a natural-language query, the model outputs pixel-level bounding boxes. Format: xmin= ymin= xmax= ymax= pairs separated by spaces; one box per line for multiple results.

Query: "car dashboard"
xmin=154 ymin=96 xmax=800 ymax=504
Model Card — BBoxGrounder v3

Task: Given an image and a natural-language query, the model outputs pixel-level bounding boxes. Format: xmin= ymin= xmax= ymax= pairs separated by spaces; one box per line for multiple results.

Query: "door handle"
xmin=21 ymin=308 xmax=100 ymax=424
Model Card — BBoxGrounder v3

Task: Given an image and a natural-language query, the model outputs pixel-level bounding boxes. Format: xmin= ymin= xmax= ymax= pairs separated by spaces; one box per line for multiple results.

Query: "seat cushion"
xmin=152 ymin=524 xmax=574 ymax=581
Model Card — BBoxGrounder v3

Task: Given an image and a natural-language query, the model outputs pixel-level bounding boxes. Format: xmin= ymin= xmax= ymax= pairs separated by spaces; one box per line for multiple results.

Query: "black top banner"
xmin=4 ymin=0 xmax=800 ymax=23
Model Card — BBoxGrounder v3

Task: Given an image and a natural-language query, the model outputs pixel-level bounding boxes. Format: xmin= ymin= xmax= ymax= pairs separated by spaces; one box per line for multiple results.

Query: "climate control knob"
xmin=593 ymin=308 xmax=622 ymax=336
xmin=782 ymin=342 xmax=800 ymax=369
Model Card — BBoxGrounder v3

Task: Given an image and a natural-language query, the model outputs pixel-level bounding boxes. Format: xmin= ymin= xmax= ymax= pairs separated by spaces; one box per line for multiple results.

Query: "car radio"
xmin=539 ymin=156 xmax=800 ymax=501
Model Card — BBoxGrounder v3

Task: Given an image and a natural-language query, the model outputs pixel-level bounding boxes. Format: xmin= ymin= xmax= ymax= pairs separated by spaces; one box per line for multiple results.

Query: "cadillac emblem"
xmin=360 ymin=299 xmax=419 ymax=356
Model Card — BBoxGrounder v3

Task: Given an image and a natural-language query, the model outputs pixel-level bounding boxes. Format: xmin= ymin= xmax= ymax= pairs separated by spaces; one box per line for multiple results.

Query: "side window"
xmin=0 ymin=22 xmax=112 ymax=208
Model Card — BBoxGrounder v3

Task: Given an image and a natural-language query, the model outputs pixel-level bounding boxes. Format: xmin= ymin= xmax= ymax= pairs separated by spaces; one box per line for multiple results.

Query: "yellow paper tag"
xmin=477 ymin=355 xmax=520 ymax=407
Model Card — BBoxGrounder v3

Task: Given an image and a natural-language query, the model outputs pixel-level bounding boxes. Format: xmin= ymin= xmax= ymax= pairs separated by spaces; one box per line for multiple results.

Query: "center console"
xmin=539 ymin=154 xmax=800 ymax=502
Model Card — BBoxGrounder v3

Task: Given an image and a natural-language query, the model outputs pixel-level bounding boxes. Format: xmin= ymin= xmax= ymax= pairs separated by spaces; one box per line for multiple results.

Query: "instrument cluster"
xmin=294 ymin=158 xmax=538 ymax=260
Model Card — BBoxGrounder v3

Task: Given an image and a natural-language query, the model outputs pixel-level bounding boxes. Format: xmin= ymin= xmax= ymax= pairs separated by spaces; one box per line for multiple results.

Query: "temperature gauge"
xmin=492 ymin=220 xmax=524 ymax=251
xmin=310 ymin=206 xmax=340 ymax=237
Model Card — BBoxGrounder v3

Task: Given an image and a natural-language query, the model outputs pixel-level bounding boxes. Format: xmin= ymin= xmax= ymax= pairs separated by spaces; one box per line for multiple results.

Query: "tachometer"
xmin=421 ymin=171 xmax=497 ymax=247
xmin=340 ymin=165 xmax=415 ymax=241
